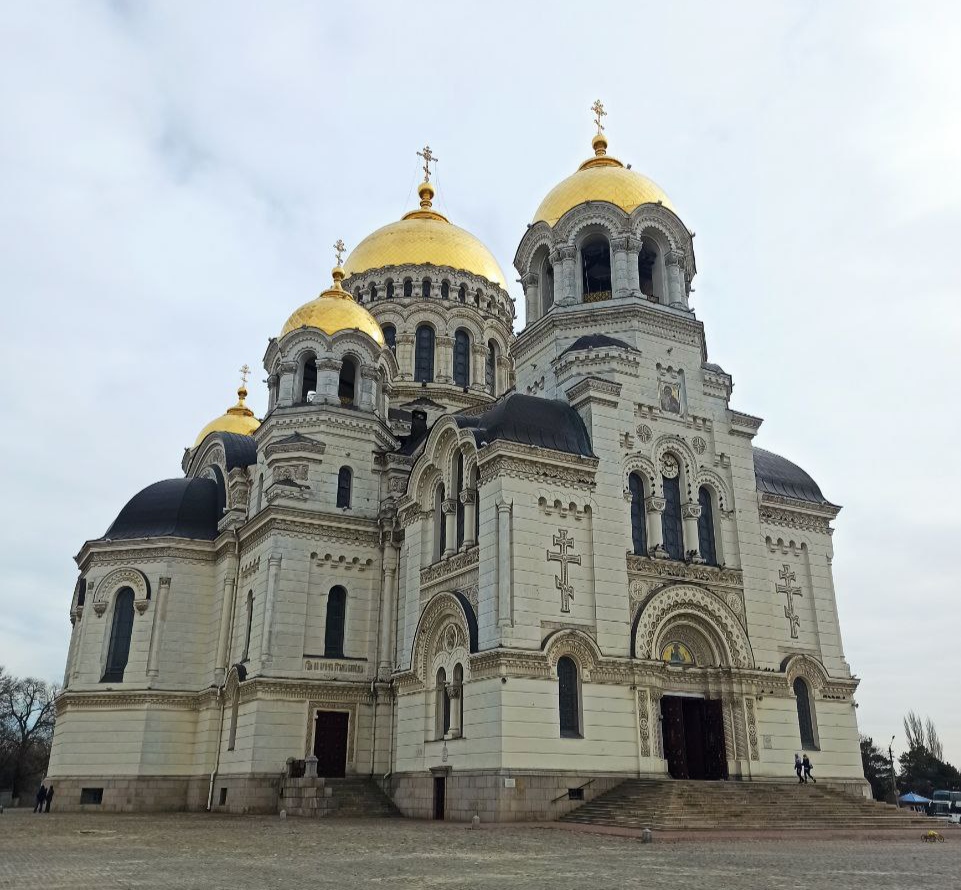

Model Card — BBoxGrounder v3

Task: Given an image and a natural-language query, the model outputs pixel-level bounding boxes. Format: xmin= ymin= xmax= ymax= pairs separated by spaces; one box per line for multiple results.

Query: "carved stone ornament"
xmin=660 ymin=454 xmax=679 ymax=479
xmin=692 ymin=436 xmax=706 ymax=455
xmin=636 ymin=424 xmax=653 ymax=444
xmin=93 ymin=568 xmax=149 ymax=617
xmin=547 ymin=529 xmax=581 ymax=614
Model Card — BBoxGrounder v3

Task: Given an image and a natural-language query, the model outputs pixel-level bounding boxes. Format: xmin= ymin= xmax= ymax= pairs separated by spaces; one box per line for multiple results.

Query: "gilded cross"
xmin=333 ymin=238 xmax=346 ymax=265
xmin=417 ymin=144 xmax=438 ymax=181
xmin=547 ymin=529 xmax=581 ymax=613
xmin=239 ymin=364 xmax=250 ymax=387
xmin=776 ymin=564 xmax=803 ymax=639
xmin=591 ymin=99 xmax=607 ymax=134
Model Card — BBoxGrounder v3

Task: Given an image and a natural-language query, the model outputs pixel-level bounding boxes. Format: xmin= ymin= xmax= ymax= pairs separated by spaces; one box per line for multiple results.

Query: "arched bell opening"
xmin=338 ymin=355 xmax=358 ymax=406
xmin=580 ymin=234 xmax=612 ymax=302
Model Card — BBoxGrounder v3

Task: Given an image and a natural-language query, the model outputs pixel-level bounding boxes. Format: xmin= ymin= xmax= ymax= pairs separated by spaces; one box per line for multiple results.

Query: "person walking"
xmin=794 ymin=753 xmax=804 ymax=784
xmin=44 ymin=784 xmax=54 ymax=813
xmin=33 ymin=783 xmax=47 ymax=813
xmin=802 ymin=754 xmax=816 ymax=784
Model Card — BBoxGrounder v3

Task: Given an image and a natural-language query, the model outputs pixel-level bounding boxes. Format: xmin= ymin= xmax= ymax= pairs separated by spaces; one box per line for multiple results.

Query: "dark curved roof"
xmin=455 ymin=393 xmax=594 ymax=457
xmin=561 ymin=334 xmax=635 ymax=355
xmin=103 ymin=478 xmax=221 ymax=541
xmin=754 ymin=448 xmax=829 ymax=504
xmin=220 ymin=433 xmax=257 ymax=470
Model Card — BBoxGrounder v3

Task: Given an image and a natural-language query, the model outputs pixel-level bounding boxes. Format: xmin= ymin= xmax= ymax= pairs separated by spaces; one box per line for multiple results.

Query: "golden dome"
xmin=533 ymin=132 xmax=675 ymax=226
xmin=194 ymin=384 xmax=260 ymax=448
xmin=343 ymin=182 xmax=508 ymax=289
xmin=281 ymin=265 xmax=385 ymax=344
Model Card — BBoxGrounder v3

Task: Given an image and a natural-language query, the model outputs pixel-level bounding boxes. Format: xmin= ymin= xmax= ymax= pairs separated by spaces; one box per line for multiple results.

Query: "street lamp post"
xmin=888 ymin=735 xmax=898 ymax=807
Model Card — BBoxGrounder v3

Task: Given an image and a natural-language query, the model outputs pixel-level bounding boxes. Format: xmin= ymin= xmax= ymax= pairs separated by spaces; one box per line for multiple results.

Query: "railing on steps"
xmin=551 ymin=779 xmax=595 ymax=805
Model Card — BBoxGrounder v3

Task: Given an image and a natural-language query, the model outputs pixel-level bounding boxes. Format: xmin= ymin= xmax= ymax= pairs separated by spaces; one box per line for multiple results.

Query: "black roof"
xmin=754 ymin=448 xmax=829 ymax=504
xmin=220 ymin=433 xmax=257 ymax=470
xmin=103 ymin=478 xmax=221 ymax=541
xmin=561 ymin=334 xmax=634 ymax=356
xmin=455 ymin=393 xmax=594 ymax=457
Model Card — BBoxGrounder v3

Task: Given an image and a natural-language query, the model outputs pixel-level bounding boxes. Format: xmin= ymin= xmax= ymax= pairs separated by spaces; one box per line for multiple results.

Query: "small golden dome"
xmin=194 ymin=384 xmax=260 ymax=448
xmin=533 ymin=132 xmax=675 ymax=226
xmin=281 ymin=265 xmax=385 ymax=344
xmin=343 ymin=182 xmax=508 ymax=289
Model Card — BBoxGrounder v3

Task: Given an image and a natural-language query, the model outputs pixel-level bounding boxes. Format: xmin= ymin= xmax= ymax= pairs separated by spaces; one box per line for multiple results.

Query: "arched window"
xmin=301 ymin=354 xmax=318 ymax=403
xmin=382 ymin=324 xmax=396 ymax=353
xmin=336 ymin=466 xmax=352 ymax=508
xmin=436 ymin=668 xmax=449 ymax=738
xmin=661 ymin=468 xmax=684 ymax=561
xmin=369 ymin=283 xmax=377 ymax=302
xmin=475 ymin=289 xmax=482 ymax=307
xmin=697 ymin=486 xmax=717 ymax=566
xmin=455 ymin=454 xmax=465 ymax=549
xmin=227 ymin=683 xmax=240 ymax=751
xmin=403 ymin=278 xmax=413 ymax=299
xmin=558 ymin=656 xmax=580 ymax=737
xmin=629 ymin=473 xmax=648 ymax=556
xmin=441 ymin=281 xmax=450 ymax=300
xmin=485 ymin=340 xmax=498 ymax=394
xmin=415 ymin=325 xmax=435 ymax=382
xmin=453 ymin=329 xmax=471 ymax=388
xmin=324 ymin=586 xmax=347 ymax=658
xmin=581 ymin=234 xmax=612 ymax=299
xmin=471 ymin=465 xmax=480 ymax=544
xmin=386 ymin=279 xmax=395 ymax=300
xmin=255 ymin=474 xmax=264 ymax=513
xmin=422 ymin=278 xmax=431 ymax=299
xmin=458 ymin=285 xmax=467 ymax=304
xmin=542 ymin=259 xmax=555 ymax=315
xmin=794 ymin=678 xmax=817 ymax=750
xmin=452 ymin=662 xmax=464 ymax=737
xmin=434 ymin=483 xmax=446 ymax=562
xmin=102 ymin=588 xmax=135 ymax=682
xmin=338 ymin=357 xmax=357 ymax=405
xmin=241 ymin=590 xmax=253 ymax=661
xmin=638 ymin=237 xmax=663 ymax=302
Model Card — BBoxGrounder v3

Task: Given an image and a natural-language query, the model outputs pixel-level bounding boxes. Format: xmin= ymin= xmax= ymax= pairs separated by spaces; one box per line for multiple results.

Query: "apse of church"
xmin=46 ymin=106 xmax=867 ymax=819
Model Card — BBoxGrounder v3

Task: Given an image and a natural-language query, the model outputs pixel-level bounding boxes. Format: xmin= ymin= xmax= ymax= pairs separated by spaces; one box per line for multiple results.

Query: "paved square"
xmin=0 ymin=811 xmax=957 ymax=889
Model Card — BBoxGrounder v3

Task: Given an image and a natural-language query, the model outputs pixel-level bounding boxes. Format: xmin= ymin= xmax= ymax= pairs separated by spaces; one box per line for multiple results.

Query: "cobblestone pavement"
xmin=0 ymin=810 xmax=957 ymax=890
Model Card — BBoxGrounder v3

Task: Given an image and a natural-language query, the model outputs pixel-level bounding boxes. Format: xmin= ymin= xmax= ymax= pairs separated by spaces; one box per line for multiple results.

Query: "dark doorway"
xmin=661 ymin=696 xmax=728 ymax=780
xmin=313 ymin=710 xmax=349 ymax=778
xmin=433 ymin=776 xmax=446 ymax=820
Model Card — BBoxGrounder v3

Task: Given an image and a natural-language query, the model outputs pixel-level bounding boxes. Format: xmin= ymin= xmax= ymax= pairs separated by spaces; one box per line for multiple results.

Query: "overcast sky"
xmin=2 ymin=1 xmax=959 ymax=764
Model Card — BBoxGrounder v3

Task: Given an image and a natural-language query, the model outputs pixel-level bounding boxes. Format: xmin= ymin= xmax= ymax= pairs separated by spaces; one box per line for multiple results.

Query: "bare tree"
xmin=0 ymin=672 xmax=60 ymax=799
xmin=925 ymin=717 xmax=944 ymax=761
xmin=903 ymin=710 xmax=925 ymax=750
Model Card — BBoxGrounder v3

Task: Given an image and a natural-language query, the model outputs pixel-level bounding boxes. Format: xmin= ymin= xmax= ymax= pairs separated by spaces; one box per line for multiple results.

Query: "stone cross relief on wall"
xmin=548 ymin=529 xmax=581 ymax=613
xmin=777 ymin=564 xmax=803 ymax=639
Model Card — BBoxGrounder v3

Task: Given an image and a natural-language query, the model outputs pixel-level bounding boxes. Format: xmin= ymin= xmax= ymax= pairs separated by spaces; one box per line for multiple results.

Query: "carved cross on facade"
xmin=777 ymin=564 xmax=803 ymax=639
xmin=333 ymin=238 xmax=346 ymax=265
xmin=417 ymin=144 xmax=438 ymax=181
xmin=548 ymin=529 xmax=581 ymax=613
xmin=591 ymin=99 xmax=607 ymax=134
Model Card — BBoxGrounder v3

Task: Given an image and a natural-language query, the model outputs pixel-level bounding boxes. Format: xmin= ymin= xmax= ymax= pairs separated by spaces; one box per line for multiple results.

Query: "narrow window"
xmin=436 ymin=668 xmax=449 ymax=738
xmin=369 ymin=283 xmax=377 ymax=302
xmin=638 ymin=238 xmax=661 ymax=302
xmin=324 ymin=586 xmax=347 ymax=658
xmin=102 ymin=588 xmax=135 ymax=682
xmin=475 ymin=289 xmax=482 ymax=307
xmin=301 ymin=355 xmax=318 ymax=403
xmin=386 ymin=279 xmax=394 ymax=300
xmin=542 ymin=260 xmax=555 ymax=314
xmin=382 ymin=324 xmax=396 ymax=354
xmin=415 ymin=325 xmax=435 ymax=382
xmin=422 ymin=278 xmax=431 ymax=299
xmin=697 ymin=486 xmax=717 ymax=566
xmin=353 ymin=287 xmax=361 ymax=301
xmin=336 ymin=466 xmax=352 ymax=508
xmin=441 ymin=281 xmax=450 ymax=300
xmin=452 ymin=662 xmax=464 ymax=737
xmin=794 ymin=678 xmax=816 ymax=750
xmin=661 ymin=471 xmax=684 ymax=560
xmin=629 ymin=473 xmax=648 ymax=556
xmin=434 ymin=483 xmax=446 ymax=562
xmin=338 ymin=357 xmax=357 ymax=405
xmin=241 ymin=591 xmax=253 ymax=661
xmin=458 ymin=285 xmax=467 ymax=304
xmin=581 ymin=235 xmax=612 ymax=299
xmin=453 ymin=329 xmax=470 ymax=388
xmin=255 ymin=474 xmax=264 ymax=513
xmin=485 ymin=340 xmax=498 ymax=394
xmin=455 ymin=455 xmax=465 ymax=549
xmin=403 ymin=278 xmax=413 ymax=299
xmin=558 ymin=656 xmax=580 ymax=737
xmin=227 ymin=685 xmax=240 ymax=751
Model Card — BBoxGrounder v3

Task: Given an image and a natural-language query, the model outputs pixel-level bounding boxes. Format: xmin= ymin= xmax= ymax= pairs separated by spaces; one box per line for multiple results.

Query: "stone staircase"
xmin=560 ymin=779 xmax=932 ymax=831
xmin=281 ymin=777 xmax=399 ymax=818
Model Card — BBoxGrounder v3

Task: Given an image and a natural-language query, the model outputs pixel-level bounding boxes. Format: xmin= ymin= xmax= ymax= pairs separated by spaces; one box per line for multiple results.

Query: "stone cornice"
xmin=76 ymin=539 xmax=216 ymax=571
xmin=564 ymin=376 xmax=623 ymax=409
xmin=758 ymin=496 xmax=838 ymax=536
xmin=477 ymin=440 xmax=598 ymax=490
xmin=626 ymin=554 xmax=744 ymax=589
xmin=239 ymin=509 xmax=381 ymax=552
xmin=729 ymin=410 xmax=764 ymax=438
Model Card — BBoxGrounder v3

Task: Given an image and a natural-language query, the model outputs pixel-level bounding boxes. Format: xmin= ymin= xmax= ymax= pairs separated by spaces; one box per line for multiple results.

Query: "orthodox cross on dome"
xmin=417 ymin=144 xmax=438 ymax=182
xmin=777 ymin=564 xmax=803 ymax=640
xmin=333 ymin=238 xmax=346 ymax=265
xmin=591 ymin=99 xmax=607 ymax=134
xmin=548 ymin=529 xmax=582 ymax=614
xmin=239 ymin=364 xmax=251 ymax=388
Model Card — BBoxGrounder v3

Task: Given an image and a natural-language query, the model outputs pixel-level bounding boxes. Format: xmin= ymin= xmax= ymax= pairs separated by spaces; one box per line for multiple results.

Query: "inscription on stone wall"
xmin=303 ymin=658 xmax=366 ymax=675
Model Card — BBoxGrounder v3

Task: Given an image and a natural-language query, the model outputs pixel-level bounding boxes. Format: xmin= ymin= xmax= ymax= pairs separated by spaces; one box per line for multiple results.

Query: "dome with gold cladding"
xmin=343 ymin=182 xmax=509 ymax=290
xmin=281 ymin=265 xmax=385 ymax=344
xmin=533 ymin=132 xmax=675 ymax=226
xmin=193 ymin=383 xmax=260 ymax=448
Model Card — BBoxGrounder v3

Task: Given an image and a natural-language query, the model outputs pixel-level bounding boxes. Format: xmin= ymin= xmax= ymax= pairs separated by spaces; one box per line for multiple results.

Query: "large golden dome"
xmin=194 ymin=384 xmax=260 ymax=447
xmin=344 ymin=182 xmax=508 ymax=289
xmin=533 ymin=133 xmax=675 ymax=226
xmin=281 ymin=266 xmax=385 ymax=344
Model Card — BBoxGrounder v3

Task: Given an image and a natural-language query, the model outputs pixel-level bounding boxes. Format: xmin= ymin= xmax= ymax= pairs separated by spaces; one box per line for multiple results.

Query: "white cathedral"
xmin=47 ymin=116 xmax=869 ymax=819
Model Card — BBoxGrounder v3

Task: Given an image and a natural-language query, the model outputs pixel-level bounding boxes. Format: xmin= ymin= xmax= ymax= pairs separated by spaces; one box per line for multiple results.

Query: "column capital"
xmin=645 ymin=496 xmax=666 ymax=514
xmin=459 ymin=488 xmax=477 ymax=505
xmin=681 ymin=502 xmax=702 ymax=520
xmin=520 ymin=271 xmax=539 ymax=288
xmin=441 ymin=498 xmax=458 ymax=515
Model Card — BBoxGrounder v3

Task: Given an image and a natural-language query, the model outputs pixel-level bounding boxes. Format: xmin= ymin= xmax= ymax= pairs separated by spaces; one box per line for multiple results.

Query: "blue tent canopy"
xmin=899 ymin=792 xmax=931 ymax=804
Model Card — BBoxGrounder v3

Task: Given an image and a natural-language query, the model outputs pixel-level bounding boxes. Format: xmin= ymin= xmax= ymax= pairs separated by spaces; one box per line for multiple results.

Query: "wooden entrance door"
xmin=703 ymin=699 xmax=729 ymax=780
xmin=661 ymin=696 xmax=688 ymax=779
xmin=661 ymin=696 xmax=727 ymax=780
xmin=433 ymin=776 xmax=446 ymax=820
xmin=313 ymin=710 xmax=349 ymax=778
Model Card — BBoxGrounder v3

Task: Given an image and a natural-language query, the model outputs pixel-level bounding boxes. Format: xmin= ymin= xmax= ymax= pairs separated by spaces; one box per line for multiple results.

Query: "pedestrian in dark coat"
xmin=794 ymin=753 xmax=804 ymax=783
xmin=802 ymin=754 xmax=816 ymax=783
xmin=33 ymin=784 xmax=46 ymax=813
xmin=44 ymin=784 xmax=54 ymax=812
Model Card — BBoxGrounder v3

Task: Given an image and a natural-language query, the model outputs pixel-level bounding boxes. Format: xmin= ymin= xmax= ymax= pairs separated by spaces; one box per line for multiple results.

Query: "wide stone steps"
xmin=281 ymin=777 xmax=399 ymax=818
xmin=560 ymin=779 xmax=931 ymax=830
